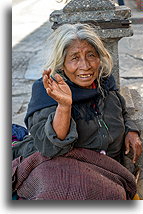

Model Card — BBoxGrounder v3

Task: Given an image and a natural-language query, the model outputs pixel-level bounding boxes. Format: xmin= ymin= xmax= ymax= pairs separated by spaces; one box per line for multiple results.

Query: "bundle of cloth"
xmin=12 ymin=124 xmax=28 ymax=147
xmin=12 ymin=148 xmax=136 ymax=200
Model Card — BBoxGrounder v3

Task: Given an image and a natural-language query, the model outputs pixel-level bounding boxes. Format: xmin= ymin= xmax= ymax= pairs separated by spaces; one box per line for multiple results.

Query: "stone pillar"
xmin=50 ymin=0 xmax=133 ymax=88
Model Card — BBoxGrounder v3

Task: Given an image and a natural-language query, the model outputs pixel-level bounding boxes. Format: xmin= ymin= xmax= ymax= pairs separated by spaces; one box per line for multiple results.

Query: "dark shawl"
xmin=24 ymin=75 xmax=117 ymax=127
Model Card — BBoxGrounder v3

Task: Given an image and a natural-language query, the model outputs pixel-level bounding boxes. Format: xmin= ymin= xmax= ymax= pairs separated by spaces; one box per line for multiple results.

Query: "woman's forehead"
xmin=66 ymin=39 xmax=97 ymax=55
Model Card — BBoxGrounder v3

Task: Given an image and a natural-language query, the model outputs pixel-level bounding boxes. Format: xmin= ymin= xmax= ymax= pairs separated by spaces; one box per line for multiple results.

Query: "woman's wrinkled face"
xmin=63 ymin=39 xmax=100 ymax=88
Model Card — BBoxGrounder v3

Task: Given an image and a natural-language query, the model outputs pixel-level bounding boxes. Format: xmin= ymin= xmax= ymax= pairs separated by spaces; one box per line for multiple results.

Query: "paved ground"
xmin=119 ymin=0 xmax=143 ymax=96
xmin=12 ymin=0 xmax=143 ymax=127
xmin=12 ymin=0 xmax=65 ymax=126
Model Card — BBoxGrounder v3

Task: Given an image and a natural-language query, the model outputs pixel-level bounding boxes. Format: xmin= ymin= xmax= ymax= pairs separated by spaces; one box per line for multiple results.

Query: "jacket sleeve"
xmin=27 ymin=106 xmax=78 ymax=158
xmin=115 ymin=91 xmax=140 ymax=136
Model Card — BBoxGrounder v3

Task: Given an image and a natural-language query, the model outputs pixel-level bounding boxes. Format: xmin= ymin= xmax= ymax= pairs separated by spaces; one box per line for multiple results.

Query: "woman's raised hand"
xmin=42 ymin=69 xmax=72 ymax=107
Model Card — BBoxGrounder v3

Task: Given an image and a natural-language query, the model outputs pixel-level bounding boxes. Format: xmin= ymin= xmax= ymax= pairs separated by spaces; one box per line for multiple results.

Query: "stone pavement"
xmin=12 ymin=0 xmax=143 ymax=127
xmin=119 ymin=0 xmax=143 ymax=97
xmin=12 ymin=0 xmax=65 ymax=126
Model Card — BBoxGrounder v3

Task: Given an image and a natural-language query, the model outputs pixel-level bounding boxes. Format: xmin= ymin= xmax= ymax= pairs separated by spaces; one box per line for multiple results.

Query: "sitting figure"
xmin=12 ymin=23 xmax=142 ymax=200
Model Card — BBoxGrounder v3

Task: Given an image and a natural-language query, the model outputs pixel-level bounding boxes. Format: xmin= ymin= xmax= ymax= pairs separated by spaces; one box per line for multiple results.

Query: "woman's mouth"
xmin=77 ymin=74 xmax=93 ymax=79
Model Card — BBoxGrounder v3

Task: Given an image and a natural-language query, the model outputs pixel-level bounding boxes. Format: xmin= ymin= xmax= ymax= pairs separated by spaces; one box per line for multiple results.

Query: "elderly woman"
xmin=12 ymin=23 xmax=142 ymax=200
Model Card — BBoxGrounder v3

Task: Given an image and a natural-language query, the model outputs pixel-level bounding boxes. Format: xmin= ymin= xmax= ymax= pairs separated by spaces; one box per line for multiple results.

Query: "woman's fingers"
xmin=54 ymin=73 xmax=64 ymax=83
xmin=43 ymin=74 xmax=49 ymax=88
xmin=43 ymin=74 xmax=59 ymax=97
xmin=43 ymin=69 xmax=54 ymax=89
xmin=43 ymin=71 xmax=72 ymax=105
xmin=132 ymin=145 xmax=137 ymax=164
xmin=125 ymin=131 xmax=142 ymax=163
xmin=133 ymin=139 xmax=142 ymax=163
xmin=42 ymin=69 xmax=51 ymax=78
xmin=125 ymin=139 xmax=130 ymax=155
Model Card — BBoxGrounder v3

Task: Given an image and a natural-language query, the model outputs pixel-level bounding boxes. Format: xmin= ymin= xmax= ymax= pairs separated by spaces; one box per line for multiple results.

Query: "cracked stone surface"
xmin=119 ymin=24 xmax=143 ymax=100
xmin=12 ymin=19 xmax=53 ymax=126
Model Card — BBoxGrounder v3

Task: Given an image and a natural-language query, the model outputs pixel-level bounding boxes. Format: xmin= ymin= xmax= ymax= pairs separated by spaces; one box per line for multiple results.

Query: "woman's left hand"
xmin=125 ymin=131 xmax=142 ymax=163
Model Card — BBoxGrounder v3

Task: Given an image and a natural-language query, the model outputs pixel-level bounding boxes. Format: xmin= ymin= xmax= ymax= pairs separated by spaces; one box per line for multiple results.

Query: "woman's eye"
xmin=72 ymin=56 xmax=79 ymax=61
xmin=88 ymin=53 xmax=95 ymax=57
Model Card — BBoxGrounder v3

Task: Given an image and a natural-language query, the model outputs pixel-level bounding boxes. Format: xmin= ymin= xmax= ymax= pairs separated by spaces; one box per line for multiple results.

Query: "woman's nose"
xmin=79 ymin=58 xmax=91 ymax=70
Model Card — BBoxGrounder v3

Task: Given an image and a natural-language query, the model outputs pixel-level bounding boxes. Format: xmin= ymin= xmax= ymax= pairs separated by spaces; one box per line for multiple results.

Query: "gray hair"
xmin=44 ymin=23 xmax=113 ymax=81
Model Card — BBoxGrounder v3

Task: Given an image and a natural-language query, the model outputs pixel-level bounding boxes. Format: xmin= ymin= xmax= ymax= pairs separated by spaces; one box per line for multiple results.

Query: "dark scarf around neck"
xmin=24 ymin=75 xmax=118 ymax=127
